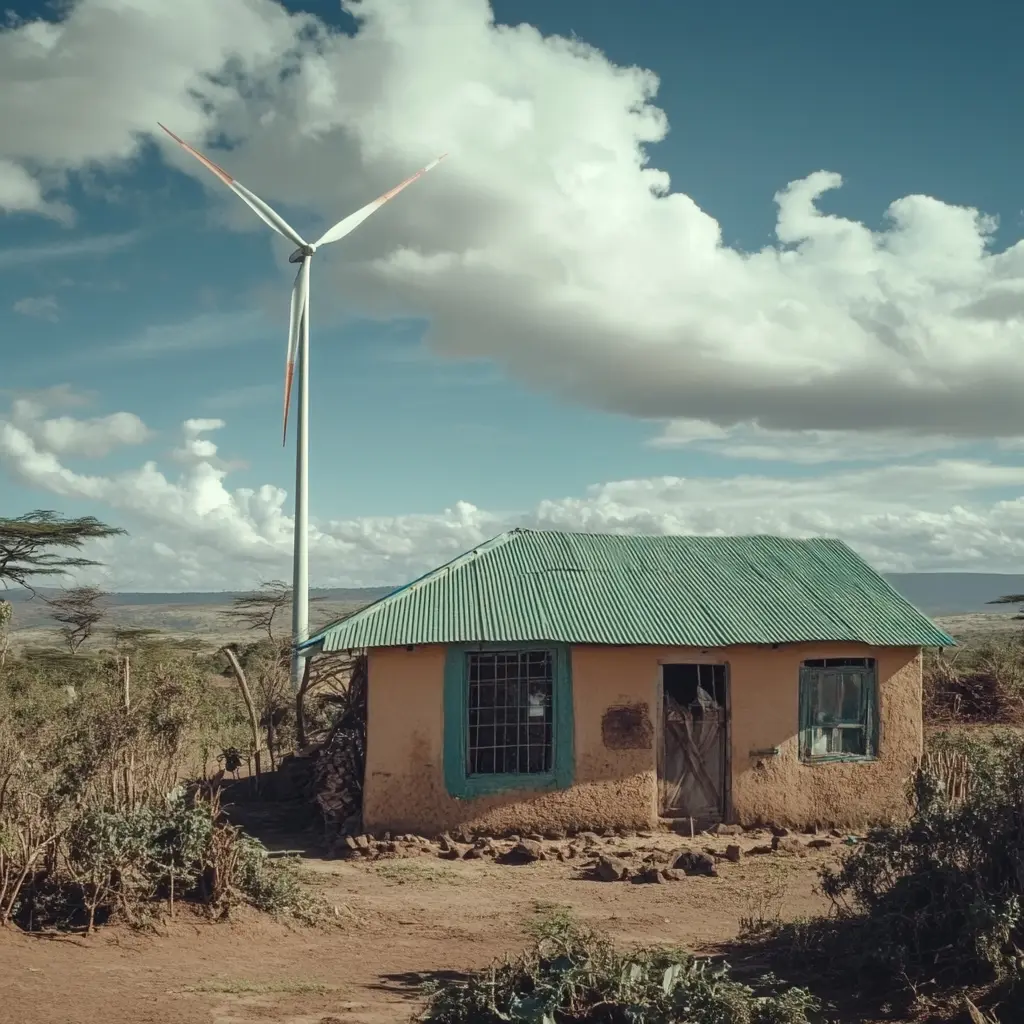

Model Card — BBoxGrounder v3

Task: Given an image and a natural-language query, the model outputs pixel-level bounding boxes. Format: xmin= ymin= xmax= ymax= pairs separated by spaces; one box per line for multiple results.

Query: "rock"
xmin=770 ymin=825 xmax=790 ymax=838
xmin=600 ymin=828 xmax=616 ymax=838
xmin=577 ymin=831 xmax=601 ymax=843
xmin=564 ymin=845 xmax=580 ymax=859
xmin=525 ymin=832 xmax=545 ymax=842
xmin=463 ymin=846 xmax=483 ymax=859
xmin=543 ymin=827 xmax=567 ymax=840
xmin=829 ymin=828 xmax=843 ymax=838
xmin=807 ymin=838 xmax=833 ymax=849
xmin=749 ymin=844 xmax=773 ymax=855
xmin=354 ymin=834 xmax=370 ymax=850
xmin=670 ymin=850 xmax=718 ymax=877
xmin=771 ymin=836 xmax=804 ymax=856
xmin=710 ymin=823 xmax=743 ymax=836
xmin=498 ymin=840 xmax=544 ymax=865
xmin=438 ymin=844 xmax=467 ymax=860
xmin=725 ymin=844 xmax=742 ymax=863
xmin=661 ymin=867 xmax=685 ymax=882
xmin=594 ymin=854 xmax=630 ymax=881
xmin=631 ymin=866 xmax=664 ymax=884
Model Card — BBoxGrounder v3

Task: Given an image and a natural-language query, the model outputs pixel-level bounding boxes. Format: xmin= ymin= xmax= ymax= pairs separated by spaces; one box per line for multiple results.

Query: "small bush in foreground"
xmin=743 ymin=733 xmax=1024 ymax=1001
xmin=419 ymin=914 xmax=822 ymax=1024
xmin=3 ymin=788 xmax=325 ymax=931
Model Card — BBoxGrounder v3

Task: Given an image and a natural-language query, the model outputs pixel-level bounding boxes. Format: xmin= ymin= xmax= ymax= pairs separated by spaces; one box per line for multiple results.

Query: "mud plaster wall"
xmin=362 ymin=645 xmax=658 ymax=836
xmin=726 ymin=644 xmax=923 ymax=829
xmin=361 ymin=642 xmax=923 ymax=836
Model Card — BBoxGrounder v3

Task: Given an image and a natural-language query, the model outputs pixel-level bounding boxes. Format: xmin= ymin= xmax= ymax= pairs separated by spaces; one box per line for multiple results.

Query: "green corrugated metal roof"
xmin=302 ymin=530 xmax=955 ymax=653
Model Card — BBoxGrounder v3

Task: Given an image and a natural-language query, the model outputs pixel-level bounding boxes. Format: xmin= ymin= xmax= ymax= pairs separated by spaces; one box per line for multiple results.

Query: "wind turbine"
xmin=158 ymin=124 xmax=445 ymax=692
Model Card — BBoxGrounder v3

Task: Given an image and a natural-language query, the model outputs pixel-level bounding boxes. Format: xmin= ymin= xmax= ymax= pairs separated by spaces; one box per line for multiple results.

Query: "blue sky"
xmin=2 ymin=0 xmax=1024 ymax=588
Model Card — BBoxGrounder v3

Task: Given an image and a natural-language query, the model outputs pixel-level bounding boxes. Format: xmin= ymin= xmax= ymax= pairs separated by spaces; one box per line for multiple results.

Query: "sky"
xmin=2 ymin=0 xmax=1024 ymax=591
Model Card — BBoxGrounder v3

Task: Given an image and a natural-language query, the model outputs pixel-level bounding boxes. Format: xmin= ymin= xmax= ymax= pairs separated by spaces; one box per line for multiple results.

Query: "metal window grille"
xmin=466 ymin=650 xmax=553 ymax=776
xmin=800 ymin=658 xmax=877 ymax=759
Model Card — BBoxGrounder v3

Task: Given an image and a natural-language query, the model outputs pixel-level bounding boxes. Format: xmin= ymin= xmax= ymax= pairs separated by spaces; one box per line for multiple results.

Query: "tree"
xmin=45 ymin=585 xmax=109 ymax=654
xmin=0 ymin=510 xmax=125 ymax=592
xmin=987 ymin=594 xmax=1024 ymax=620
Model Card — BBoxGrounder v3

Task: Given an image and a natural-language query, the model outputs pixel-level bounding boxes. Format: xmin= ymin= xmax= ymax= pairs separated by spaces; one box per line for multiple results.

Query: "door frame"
xmin=655 ymin=660 xmax=733 ymax=822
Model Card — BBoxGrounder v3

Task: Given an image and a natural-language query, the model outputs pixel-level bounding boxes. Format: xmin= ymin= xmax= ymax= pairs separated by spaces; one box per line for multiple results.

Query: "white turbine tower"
xmin=158 ymin=124 xmax=445 ymax=691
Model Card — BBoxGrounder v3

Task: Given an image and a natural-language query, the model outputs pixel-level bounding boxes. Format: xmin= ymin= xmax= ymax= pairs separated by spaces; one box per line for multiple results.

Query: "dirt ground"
xmin=0 ymin=826 xmax=838 ymax=1024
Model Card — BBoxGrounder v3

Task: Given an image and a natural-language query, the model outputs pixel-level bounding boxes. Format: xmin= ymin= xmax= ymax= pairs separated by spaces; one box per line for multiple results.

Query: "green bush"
xmin=420 ymin=914 xmax=821 ymax=1024
xmin=744 ymin=732 xmax=1024 ymax=999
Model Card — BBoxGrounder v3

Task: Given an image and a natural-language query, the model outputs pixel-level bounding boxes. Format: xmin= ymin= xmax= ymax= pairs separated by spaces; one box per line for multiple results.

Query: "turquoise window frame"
xmin=799 ymin=659 xmax=879 ymax=764
xmin=443 ymin=642 xmax=575 ymax=799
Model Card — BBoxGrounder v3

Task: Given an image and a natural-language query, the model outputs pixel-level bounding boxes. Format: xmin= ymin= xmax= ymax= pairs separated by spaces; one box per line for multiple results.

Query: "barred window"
xmin=466 ymin=650 xmax=553 ymax=776
xmin=799 ymin=657 xmax=878 ymax=761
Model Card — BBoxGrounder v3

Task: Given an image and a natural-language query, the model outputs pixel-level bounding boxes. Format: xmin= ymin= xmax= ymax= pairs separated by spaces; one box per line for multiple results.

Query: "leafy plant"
xmin=420 ymin=912 xmax=821 ymax=1024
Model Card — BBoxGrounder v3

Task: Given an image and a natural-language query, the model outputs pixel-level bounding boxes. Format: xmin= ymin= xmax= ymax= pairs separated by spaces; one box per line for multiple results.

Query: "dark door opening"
xmin=659 ymin=663 xmax=728 ymax=822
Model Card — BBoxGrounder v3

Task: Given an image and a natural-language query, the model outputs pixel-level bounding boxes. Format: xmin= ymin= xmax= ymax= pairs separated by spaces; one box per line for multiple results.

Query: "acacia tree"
xmin=0 ymin=510 xmax=125 ymax=592
xmin=46 ymin=585 xmax=109 ymax=654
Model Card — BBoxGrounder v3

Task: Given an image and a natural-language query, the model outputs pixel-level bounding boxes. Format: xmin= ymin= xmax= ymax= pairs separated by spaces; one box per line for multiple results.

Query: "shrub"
xmin=743 ymin=732 xmax=1024 ymax=1000
xmin=923 ymin=641 xmax=1024 ymax=724
xmin=419 ymin=913 xmax=821 ymax=1024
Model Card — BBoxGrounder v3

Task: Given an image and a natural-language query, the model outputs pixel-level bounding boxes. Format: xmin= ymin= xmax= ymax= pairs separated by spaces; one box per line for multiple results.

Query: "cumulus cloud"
xmin=12 ymin=294 xmax=59 ymax=321
xmin=2 ymin=397 xmax=1024 ymax=590
xmin=3 ymin=0 xmax=1024 ymax=442
xmin=6 ymin=390 xmax=151 ymax=458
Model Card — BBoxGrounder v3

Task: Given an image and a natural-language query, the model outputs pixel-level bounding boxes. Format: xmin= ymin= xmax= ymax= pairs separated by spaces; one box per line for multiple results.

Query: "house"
xmin=301 ymin=529 xmax=953 ymax=836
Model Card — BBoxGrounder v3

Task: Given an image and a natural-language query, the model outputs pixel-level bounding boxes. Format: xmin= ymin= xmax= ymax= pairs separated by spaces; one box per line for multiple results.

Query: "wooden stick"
xmin=221 ymin=645 xmax=263 ymax=790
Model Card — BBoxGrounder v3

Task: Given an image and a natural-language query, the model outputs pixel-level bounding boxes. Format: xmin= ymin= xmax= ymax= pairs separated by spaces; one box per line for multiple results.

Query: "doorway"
xmin=658 ymin=663 xmax=728 ymax=823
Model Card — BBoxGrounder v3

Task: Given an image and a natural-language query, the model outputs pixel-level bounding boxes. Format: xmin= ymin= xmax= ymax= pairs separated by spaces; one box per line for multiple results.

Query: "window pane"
xmin=466 ymin=650 xmax=553 ymax=776
xmin=810 ymin=728 xmax=831 ymax=757
xmin=815 ymin=672 xmax=841 ymax=725
xmin=840 ymin=673 xmax=863 ymax=722
xmin=839 ymin=727 xmax=865 ymax=754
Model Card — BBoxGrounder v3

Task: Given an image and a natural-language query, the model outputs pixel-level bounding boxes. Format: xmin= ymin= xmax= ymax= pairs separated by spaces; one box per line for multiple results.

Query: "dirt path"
xmin=0 ymin=831 xmax=835 ymax=1024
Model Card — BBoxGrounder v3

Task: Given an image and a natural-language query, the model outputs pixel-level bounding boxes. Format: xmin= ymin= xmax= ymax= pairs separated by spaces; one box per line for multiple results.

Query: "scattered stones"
xmin=631 ymin=866 xmax=664 ymax=884
xmin=710 ymin=823 xmax=744 ymax=836
xmin=749 ymin=844 xmax=774 ymax=855
xmin=771 ymin=836 xmax=804 ymax=856
xmin=725 ymin=844 xmax=742 ymax=863
xmin=661 ymin=868 xmax=685 ymax=882
xmin=807 ymin=838 xmax=833 ymax=850
xmin=593 ymin=854 xmax=631 ymax=881
xmin=669 ymin=850 xmax=718 ymax=877
xmin=498 ymin=839 xmax=544 ymax=865
xmin=769 ymin=824 xmax=790 ymax=838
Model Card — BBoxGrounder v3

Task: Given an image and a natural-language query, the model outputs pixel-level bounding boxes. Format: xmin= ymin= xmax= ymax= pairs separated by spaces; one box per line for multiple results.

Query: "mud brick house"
xmin=301 ymin=529 xmax=953 ymax=836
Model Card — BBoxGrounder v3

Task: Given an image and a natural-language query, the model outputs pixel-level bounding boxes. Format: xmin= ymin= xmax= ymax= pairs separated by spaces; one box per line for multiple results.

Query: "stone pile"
xmin=324 ymin=821 xmax=851 ymax=879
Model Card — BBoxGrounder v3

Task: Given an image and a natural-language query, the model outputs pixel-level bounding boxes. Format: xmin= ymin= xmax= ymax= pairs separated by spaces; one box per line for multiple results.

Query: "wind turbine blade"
xmin=282 ymin=259 xmax=309 ymax=446
xmin=157 ymin=123 xmax=308 ymax=250
xmin=313 ymin=154 xmax=447 ymax=248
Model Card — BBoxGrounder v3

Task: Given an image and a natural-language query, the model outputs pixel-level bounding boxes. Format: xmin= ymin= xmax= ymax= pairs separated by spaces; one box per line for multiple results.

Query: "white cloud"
xmin=648 ymin=420 xmax=983 ymax=464
xmin=3 ymin=0 xmax=1024 ymax=442
xmin=7 ymin=391 xmax=151 ymax=458
xmin=0 ymin=231 xmax=140 ymax=269
xmin=2 ymin=398 xmax=1024 ymax=590
xmin=13 ymin=294 xmax=59 ymax=321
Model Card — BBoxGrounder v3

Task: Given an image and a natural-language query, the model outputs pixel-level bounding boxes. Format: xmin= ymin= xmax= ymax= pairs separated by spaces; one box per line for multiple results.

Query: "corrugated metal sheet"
xmin=303 ymin=530 xmax=955 ymax=653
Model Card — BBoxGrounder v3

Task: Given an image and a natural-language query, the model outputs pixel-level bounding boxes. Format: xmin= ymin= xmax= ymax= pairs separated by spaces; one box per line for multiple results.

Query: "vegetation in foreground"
xmin=740 ymin=730 xmax=1024 ymax=1019
xmin=420 ymin=910 xmax=821 ymax=1024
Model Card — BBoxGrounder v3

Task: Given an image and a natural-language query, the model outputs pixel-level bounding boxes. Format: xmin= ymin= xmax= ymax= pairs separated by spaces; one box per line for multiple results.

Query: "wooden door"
xmin=658 ymin=664 xmax=727 ymax=822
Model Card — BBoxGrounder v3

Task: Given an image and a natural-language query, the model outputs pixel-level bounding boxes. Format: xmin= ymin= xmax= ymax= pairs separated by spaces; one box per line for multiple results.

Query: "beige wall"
xmin=361 ymin=642 xmax=922 ymax=837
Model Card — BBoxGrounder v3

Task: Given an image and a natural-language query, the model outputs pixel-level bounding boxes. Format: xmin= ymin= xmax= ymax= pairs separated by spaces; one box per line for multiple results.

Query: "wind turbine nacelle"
xmin=289 ymin=245 xmax=316 ymax=264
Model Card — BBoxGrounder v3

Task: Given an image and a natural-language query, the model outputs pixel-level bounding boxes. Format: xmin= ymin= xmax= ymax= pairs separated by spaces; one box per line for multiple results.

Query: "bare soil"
xmin=0 ymin=828 xmax=837 ymax=1024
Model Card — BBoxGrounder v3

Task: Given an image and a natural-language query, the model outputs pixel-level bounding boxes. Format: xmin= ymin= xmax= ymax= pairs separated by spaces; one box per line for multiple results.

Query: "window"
xmin=799 ymin=658 xmax=877 ymax=761
xmin=466 ymin=650 xmax=553 ymax=775
xmin=443 ymin=643 xmax=574 ymax=798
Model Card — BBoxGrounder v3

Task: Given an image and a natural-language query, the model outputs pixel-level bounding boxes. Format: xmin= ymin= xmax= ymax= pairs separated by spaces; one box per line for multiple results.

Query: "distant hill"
xmin=2 ymin=585 xmax=396 ymax=607
xmin=3 ymin=575 xmax=1022 ymax=617
xmin=885 ymin=574 xmax=1024 ymax=616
